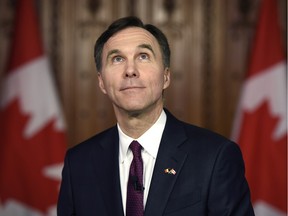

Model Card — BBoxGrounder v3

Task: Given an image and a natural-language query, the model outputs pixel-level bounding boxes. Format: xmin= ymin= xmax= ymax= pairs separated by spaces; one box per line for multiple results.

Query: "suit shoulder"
xmin=183 ymin=122 xmax=243 ymax=160
xmin=164 ymin=109 xmax=238 ymax=156
xmin=67 ymin=126 xmax=118 ymax=154
xmin=165 ymin=108 xmax=235 ymax=147
xmin=184 ymin=122 xmax=229 ymax=143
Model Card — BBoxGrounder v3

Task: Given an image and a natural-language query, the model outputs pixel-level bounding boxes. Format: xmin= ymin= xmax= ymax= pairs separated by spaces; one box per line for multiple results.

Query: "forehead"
xmin=103 ymin=27 xmax=160 ymax=52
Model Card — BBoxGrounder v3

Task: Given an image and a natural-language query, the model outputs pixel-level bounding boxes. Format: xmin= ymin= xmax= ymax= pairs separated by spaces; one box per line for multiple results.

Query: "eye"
xmin=139 ymin=53 xmax=149 ymax=60
xmin=112 ymin=56 xmax=124 ymax=63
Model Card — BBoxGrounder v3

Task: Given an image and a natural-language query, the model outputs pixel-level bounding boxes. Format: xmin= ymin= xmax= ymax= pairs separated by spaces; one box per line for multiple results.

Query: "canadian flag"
xmin=232 ymin=0 xmax=287 ymax=215
xmin=0 ymin=0 xmax=67 ymax=215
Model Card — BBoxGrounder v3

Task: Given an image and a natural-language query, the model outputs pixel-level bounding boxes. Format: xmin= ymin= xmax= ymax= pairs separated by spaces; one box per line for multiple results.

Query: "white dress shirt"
xmin=118 ymin=110 xmax=167 ymax=215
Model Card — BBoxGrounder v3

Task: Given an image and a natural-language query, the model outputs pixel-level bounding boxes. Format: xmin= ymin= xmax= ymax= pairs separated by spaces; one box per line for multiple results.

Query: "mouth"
xmin=120 ymin=86 xmax=145 ymax=91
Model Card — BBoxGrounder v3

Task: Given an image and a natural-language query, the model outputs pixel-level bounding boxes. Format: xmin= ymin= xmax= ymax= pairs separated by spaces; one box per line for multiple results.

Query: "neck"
xmin=115 ymin=106 xmax=163 ymax=139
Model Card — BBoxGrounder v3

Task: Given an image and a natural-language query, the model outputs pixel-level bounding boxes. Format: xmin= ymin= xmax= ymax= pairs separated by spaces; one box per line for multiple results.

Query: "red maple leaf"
xmin=238 ymin=101 xmax=287 ymax=212
xmin=0 ymin=99 xmax=66 ymax=213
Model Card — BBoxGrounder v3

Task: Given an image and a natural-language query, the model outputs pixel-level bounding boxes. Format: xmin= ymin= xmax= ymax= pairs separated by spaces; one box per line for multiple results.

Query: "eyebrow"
xmin=105 ymin=43 xmax=156 ymax=61
xmin=138 ymin=44 xmax=155 ymax=57
xmin=106 ymin=49 xmax=120 ymax=61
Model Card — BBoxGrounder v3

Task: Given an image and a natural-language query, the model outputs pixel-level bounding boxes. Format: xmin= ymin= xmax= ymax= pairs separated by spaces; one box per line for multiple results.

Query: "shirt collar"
xmin=118 ymin=110 xmax=167 ymax=163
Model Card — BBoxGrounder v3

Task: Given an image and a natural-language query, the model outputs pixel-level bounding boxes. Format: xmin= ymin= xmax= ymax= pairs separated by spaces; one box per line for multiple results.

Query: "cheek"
xmin=99 ymin=74 xmax=112 ymax=94
xmin=103 ymin=76 xmax=121 ymax=96
xmin=149 ymin=75 xmax=166 ymax=91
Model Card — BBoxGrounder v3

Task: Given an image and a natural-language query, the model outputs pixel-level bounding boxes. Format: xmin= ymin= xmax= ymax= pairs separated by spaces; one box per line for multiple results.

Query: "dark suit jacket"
xmin=57 ymin=109 xmax=254 ymax=215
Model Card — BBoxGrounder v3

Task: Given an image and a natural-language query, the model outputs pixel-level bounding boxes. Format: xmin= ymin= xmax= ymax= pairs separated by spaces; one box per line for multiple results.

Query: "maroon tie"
xmin=126 ymin=141 xmax=144 ymax=216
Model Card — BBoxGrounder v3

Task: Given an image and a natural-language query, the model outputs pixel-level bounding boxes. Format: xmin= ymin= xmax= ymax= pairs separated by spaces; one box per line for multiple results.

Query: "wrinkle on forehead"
xmin=104 ymin=27 xmax=161 ymax=56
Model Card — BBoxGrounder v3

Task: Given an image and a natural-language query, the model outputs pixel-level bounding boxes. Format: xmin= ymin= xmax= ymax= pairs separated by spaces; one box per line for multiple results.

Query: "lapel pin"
xmin=164 ymin=168 xmax=176 ymax=175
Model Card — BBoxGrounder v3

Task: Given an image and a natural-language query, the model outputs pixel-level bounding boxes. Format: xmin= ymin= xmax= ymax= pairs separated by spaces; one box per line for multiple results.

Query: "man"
xmin=57 ymin=16 xmax=254 ymax=215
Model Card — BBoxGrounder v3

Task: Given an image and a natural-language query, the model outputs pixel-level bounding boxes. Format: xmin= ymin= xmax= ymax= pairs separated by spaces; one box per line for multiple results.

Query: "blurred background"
xmin=0 ymin=0 xmax=287 ymax=215
xmin=0 ymin=0 xmax=286 ymax=147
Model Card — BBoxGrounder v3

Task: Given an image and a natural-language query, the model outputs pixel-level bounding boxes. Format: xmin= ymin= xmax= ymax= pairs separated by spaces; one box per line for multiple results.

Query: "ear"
xmin=163 ymin=68 xmax=170 ymax=90
xmin=98 ymin=72 xmax=107 ymax=94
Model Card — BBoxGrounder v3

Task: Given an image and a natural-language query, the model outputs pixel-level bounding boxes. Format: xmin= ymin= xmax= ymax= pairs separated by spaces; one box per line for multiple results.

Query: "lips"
xmin=120 ymin=86 xmax=145 ymax=91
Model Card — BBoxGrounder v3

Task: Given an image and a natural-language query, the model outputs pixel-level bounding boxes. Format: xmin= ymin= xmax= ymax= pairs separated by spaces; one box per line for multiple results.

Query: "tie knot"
xmin=129 ymin=141 xmax=142 ymax=158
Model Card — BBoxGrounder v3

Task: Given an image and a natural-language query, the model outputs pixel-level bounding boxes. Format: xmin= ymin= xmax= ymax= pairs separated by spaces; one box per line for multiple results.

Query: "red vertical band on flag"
xmin=0 ymin=0 xmax=67 ymax=215
xmin=232 ymin=0 xmax=287 ymax=215
xmin=7 ymin=0 xmax=43 ymax=73
xmin=247 ymin=0 xmax=284 ymax=76
xmin=246 ymin=0 xmax=285 ymax=78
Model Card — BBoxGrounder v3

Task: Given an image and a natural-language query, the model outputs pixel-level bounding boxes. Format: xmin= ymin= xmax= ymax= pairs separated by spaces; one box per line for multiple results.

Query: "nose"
xmin=124 ymin=60 xmax=139 ymax=78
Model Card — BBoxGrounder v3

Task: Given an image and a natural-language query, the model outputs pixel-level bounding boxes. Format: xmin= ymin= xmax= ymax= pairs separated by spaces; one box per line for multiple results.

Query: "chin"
xmin=125 ymin=107 xmax=145 ymax=115
xmin=125 ymin=104 xmax=161 ymax=117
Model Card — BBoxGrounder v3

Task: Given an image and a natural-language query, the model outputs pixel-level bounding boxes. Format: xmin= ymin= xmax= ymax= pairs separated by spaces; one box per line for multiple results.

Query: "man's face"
xmin=98 ymin=27 xmax=170 ymax=115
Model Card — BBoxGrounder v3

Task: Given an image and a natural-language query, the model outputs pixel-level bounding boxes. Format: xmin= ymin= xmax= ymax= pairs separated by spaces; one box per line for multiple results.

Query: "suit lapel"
xmin=144 ymin=111 xmax=188 ymax=215
xmin=89 ymin=111 xmax=188 ymax=215
xmin=91 ymin=127 xmax=124 ymax=216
